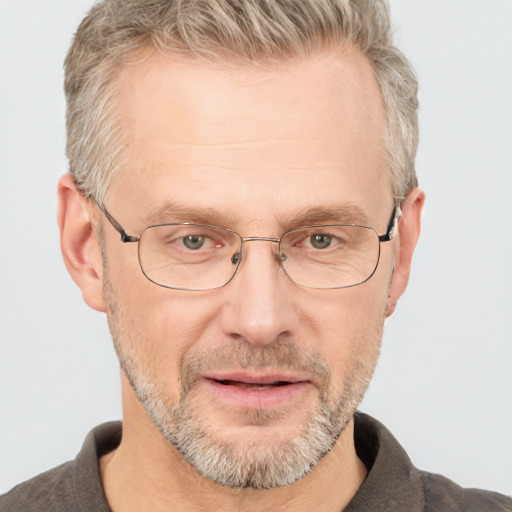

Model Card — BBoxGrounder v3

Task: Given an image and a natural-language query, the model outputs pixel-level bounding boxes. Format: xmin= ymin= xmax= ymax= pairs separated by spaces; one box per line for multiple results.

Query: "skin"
xmin=58 ymin=46 xmax=424 ymax=511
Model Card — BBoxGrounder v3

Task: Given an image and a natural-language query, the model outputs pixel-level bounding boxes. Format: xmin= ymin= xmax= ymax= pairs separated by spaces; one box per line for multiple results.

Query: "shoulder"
xmin=0 ymin=422 xmax=120 ymax=512
xmin=0 ymin=461 xmax=76 ymax=512
xmin=349 ymin=413 xmax=512 ymax=512
xmin=420 ymin=470 xmax=512 ymax=512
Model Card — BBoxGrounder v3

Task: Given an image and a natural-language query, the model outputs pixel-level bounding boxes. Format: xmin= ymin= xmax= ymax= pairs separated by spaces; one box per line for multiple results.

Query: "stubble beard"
xmin=103 ymin=276 xmax=383 ymax=489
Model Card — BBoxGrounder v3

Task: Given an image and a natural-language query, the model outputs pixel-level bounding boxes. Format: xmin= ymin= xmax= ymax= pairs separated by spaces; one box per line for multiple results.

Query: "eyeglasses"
xmin=97 ymin=203 xmax=401 ymax=291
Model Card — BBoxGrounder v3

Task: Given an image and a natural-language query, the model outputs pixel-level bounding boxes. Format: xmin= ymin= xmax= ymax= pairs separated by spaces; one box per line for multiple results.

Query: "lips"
xmin=216 ymin=379 xmax=290 ymax=390
xmin=201 ymin=372 xmax=312 ymax=409
xmin=205 ymin=372 xmax=306 ymax=388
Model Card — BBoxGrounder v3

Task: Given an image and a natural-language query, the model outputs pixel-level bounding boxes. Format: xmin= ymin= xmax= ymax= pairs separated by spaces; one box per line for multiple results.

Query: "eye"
xmin=182 ymin=234 xmax=206 ymax=250
xmin=309 ymin=233 xmax=333 ymax=250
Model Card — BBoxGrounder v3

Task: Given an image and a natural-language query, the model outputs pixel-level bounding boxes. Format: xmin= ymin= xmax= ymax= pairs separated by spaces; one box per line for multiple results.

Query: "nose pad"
xmin=231 ymin=240 xmax=285 ymax=275
xmin=229 ymin=243 xmax=247 ymax=275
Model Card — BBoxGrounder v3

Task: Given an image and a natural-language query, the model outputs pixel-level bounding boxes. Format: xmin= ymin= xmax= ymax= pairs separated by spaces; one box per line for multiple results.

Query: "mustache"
xmin=179 ymin=337 xmax=331 ymax=395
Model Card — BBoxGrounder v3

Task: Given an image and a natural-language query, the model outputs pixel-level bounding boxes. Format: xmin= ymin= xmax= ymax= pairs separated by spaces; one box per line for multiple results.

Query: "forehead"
xmin=108 ymin=47 xmax=390 ymax=226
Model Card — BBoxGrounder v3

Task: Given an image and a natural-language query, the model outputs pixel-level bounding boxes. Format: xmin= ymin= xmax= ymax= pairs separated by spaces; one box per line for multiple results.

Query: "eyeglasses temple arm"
xmin=378 ymin=205 xmax=402 ymax=242
xmin=96 ymin=202 xmax=140 ymax=243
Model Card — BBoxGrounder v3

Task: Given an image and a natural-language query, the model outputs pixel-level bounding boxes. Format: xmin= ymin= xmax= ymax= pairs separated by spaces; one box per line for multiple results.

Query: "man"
xmin=1 ymin=0 xmax=511 ymax=510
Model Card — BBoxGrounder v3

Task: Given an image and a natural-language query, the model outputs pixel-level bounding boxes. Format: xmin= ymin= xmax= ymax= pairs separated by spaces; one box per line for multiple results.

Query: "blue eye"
xmin=182 ymin=235 xmax=206 ymax=250
xmin=310 ymin=233 xmax=333 ymax=249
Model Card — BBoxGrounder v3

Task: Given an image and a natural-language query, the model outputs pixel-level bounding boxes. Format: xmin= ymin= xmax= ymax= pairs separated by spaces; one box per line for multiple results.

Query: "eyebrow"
xmin=141 ymin=201 xmax=370 ymax=232
xmin=280 ymin=205 xmax=370 ymax=229
xmin=143 ymin=202 xmax=241 ymax=228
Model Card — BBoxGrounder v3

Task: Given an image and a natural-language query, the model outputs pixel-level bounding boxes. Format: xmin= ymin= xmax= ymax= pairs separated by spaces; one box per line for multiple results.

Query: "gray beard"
xmin=116 ymin=338 xmax=375 ymax=489
xmin=158 ymin=393 xmax=351 ymax=489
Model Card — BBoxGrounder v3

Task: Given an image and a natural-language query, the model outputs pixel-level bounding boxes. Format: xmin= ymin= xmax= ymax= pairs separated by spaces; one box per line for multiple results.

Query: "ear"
xmin=57 ymin=174 xmax=106 ymax=312
xmin=386 ymin=188 xmax=425 ymax=317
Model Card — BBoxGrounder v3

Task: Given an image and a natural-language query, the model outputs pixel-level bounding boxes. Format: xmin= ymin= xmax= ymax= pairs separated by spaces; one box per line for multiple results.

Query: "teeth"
xmin=218 ymin=380 xmax=287 ymax=390
xmin=242 ymin=383 xmax=276 ymax=390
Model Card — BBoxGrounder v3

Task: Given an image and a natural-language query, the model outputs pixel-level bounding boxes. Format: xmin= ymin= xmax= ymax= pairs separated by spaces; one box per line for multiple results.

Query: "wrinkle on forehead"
xmin=114 ymin=45 xmax=385 ymax=147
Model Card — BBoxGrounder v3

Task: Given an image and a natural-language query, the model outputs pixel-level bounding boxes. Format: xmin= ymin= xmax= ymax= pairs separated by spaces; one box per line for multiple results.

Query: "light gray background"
xmin=1 ymin=0 xmax=511 ymax=496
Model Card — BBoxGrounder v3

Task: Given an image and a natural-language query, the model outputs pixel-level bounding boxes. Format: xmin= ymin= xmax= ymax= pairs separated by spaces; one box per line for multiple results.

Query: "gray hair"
xmin=65 ymin=0 xmax=418 ymax=204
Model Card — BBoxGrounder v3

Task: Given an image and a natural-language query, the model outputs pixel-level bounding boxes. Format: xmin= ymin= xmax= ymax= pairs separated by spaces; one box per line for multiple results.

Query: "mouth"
xmin=215 ymin=379 xmax=292 ymax=391
xmin=205 ymin=371 xmax=306 ymax=388
xmin=201 ymin=373 xmax=312 ymax=409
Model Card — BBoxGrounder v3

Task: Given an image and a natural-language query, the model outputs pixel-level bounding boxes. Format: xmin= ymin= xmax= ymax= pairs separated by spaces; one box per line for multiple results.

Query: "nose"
xmin=218 ymin=240 xmax=298 ymax=347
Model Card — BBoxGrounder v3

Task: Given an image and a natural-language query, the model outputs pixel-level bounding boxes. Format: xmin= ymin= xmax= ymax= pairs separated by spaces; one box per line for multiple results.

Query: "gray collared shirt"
xmin=2 ymin=413 xmax=511 ymax=511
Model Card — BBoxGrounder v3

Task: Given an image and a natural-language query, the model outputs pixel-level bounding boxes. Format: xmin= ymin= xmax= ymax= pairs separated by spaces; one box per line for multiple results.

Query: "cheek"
xmin=301 ymin=281 xmax=388 ymax=388
xmin=108 ymin=268 xmax=226 ymax=375
xmin=303 ymin=279 xmax=388 ymax=341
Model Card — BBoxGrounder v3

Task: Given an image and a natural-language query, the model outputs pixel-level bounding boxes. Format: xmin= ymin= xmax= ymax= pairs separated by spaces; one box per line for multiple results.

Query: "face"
xmin=100 ymin=47 xmax=394 ymax=489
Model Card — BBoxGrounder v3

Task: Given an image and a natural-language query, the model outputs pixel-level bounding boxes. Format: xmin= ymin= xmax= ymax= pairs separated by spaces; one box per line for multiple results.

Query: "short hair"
xmin=65 ymin=0 xmax=418 ymax=204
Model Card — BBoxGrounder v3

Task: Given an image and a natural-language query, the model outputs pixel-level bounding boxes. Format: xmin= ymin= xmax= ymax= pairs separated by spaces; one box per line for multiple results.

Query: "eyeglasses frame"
xmin=96 ymin=202 xmax=401 ymax=291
